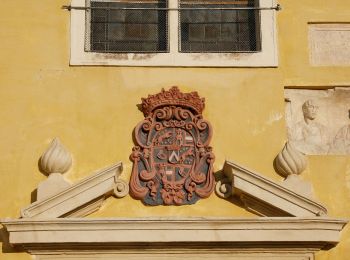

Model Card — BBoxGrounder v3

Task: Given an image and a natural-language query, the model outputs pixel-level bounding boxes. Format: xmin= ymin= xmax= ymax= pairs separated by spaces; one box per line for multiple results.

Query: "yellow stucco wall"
xmin=0 ymin=0 xmax=349 ymax=259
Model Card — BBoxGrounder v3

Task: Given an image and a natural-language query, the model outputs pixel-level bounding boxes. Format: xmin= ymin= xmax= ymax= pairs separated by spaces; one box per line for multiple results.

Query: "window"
xmin=179 ymin=0 xmax=261 ymax=53
xmin=70 ymin=0 xmax=278 ymax=66
xmin=88 ymin=0 xmax=168 ymax=53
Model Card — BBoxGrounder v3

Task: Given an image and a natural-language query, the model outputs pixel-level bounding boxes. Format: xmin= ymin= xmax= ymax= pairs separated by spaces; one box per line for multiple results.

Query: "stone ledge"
xmin=1 ymin=217 xmax=347 ymax=250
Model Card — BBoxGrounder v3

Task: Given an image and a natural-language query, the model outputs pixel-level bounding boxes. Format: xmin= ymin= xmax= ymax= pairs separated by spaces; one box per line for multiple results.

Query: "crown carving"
xmin=141 ymin=86 xmax=205 ymax=116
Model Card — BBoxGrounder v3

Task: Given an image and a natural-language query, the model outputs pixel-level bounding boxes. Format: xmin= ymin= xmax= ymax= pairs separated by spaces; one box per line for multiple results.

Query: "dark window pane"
xmin=205 ymin=25 xmax=220 ymax=39
xmin=179 ymin=0 xmax=261 ymax=52
xmin=189 ymin=24 xmax=205 ymax=41
xmin=89 ymin=0 xmax=168 ymax=53
xmin=108 ymin=23 xmax=125 ymax=40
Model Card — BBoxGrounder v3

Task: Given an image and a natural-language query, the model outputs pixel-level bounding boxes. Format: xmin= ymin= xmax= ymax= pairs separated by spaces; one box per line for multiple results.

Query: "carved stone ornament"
xmin=40 ymin=137 xmax=72 ymax=175
xmin=285 ymin=87 xmax=350 ymax=155
xmin=274 ymin=141 xmax=307 ymax=178
xmin=129 ymin=87 xmax=215 ymax=205
xmin=37 ymin=138 xmax=72 ymax=201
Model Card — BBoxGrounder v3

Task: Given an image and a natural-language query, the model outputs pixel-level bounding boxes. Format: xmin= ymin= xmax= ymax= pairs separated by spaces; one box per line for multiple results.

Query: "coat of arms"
xmin=129 ymin=87 xmax=215 ymax=205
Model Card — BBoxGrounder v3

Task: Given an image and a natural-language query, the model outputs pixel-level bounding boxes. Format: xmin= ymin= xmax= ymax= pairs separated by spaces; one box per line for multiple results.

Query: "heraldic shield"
xmin=129 ymin=87 xmax=215 ymax=205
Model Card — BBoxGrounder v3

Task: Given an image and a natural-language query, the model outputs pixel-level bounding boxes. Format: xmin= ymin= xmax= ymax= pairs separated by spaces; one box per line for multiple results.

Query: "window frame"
xmin=70 ymin=0 xmax=278 ymax=67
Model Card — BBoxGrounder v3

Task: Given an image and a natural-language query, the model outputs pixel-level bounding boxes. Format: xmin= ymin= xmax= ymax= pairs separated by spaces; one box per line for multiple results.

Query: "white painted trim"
xmin=20 ymin=162 xmax=127 ymax=218
xmin=168 ymin=0 xmax=179 ymax=55
xmin=70 ymin=0 xmax=278 ymax=67
xmin=219 ymin=160 xmax=327 ymax=217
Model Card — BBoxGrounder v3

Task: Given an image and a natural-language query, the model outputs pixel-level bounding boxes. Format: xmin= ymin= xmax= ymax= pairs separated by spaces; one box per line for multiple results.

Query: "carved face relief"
xmin=302 ymin=100 xmax=319 ymax=120
xmin=129 ymin=87 xmax=215 ymax=205
xmin=285 ymin=87 xmax=350 ymax=155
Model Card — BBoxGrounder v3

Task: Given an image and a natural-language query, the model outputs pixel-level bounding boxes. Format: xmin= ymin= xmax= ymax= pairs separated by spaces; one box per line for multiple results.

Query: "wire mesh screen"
xmin=88 ymin=0 xmax=168 ymax=53
xmin=179 ymin=0 xmax=261 ymax=52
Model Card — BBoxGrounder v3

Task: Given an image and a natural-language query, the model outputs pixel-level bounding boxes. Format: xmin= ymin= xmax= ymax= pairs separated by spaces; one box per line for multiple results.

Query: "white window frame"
xmin=70 ymin=0 xmax=278 ymax=67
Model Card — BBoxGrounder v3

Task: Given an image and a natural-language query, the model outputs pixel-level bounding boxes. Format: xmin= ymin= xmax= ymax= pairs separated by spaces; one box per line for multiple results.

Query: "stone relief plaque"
xmin=309 ymin=23 xmax=350 ymax=66
xmin=285 ymin=87 xmax=350 ymax=155
xmin=129 ymin=87 xmax=215 ymax=205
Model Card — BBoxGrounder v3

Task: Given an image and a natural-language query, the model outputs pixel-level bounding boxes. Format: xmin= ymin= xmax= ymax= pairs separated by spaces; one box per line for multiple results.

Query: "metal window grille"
xmin=179 ymin=0 xmax=261 ymax=52
xmin=87 ymin=0 xmax=168 ymax=53
xmin=85 ymin=0 xmax=261 ymax=53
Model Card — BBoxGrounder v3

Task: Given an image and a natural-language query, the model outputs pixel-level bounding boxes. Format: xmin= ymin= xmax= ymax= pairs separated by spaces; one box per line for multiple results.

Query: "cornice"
xmin=1 ymin=217 xmax=347 ymax=253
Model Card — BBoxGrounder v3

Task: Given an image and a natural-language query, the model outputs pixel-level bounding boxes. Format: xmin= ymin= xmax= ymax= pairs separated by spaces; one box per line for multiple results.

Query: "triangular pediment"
xmin=1 ymin=159 xmax=347 ymax=259
xmin=20 ymin=162 xmax=127 ymax=219
xmin=216 ymin=160 xmax=327 ymax=217
xmin=19 ymin=159 xmax=329 ymax=219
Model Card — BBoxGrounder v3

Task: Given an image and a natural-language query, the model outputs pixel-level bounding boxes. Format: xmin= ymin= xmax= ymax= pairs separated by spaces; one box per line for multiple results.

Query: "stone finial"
xmin=274 ymin=142 xmax=315 ymax=199
xmin=37 ymin=138 xmax=72 ymax=201
xmin=274 ymin=142 xmax=307 ymax=178
xmin=40 ymin=138 xmax=72 ymax=175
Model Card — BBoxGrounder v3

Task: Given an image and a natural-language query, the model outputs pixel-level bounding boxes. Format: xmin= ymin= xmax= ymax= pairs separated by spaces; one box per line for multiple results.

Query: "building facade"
xmin=0 ymin=0 xmax=350 ymax=259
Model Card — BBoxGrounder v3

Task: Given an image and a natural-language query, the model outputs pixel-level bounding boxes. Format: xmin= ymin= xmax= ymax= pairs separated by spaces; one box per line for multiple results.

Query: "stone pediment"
xmin=1 ymin=156 xmax=348 ymax=259
xmin=18 ymin=159 xmax=328 ymax=220
xmin=20 ymin=162 xmax=127 ymax=219
xmin=216 ymin=160 xmax=327 ymax=217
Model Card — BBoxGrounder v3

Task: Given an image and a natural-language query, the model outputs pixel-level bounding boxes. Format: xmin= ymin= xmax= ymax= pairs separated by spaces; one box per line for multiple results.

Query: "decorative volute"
xmin=114 ymin=177 xmax=129 ymax=198
xmin=274 ymin=142 xmax=307 ymax=178
xmin=215 ymin=178 xmax=232 ymax=199
xmin=40 ymin=138 xmax=72 ymax=175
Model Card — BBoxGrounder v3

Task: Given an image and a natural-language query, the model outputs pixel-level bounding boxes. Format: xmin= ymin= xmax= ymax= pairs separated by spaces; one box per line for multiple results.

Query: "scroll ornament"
xmin=129 ymin=87 xmax=215 ymax=205
xmin=215 ymin=178 xmax=232 ymax=199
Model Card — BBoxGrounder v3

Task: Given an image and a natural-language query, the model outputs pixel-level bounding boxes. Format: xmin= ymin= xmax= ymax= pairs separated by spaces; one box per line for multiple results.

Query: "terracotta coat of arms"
xmin=129 ymin=87 xmax=215 ymax=205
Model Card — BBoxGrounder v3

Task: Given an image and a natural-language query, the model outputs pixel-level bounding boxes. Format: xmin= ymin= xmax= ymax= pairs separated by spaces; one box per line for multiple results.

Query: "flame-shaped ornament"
xmin=40 ymin=138 xmax=72 ymax=175
xmin=274 ymin=142 xmax=307 ymax=178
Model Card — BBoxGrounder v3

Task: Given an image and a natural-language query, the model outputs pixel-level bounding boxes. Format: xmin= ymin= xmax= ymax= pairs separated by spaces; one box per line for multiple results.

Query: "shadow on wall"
xmin=31 ymin=188 xmax=37 ymax=204
xmin=0 ymin=228 xmax=24 ymax=253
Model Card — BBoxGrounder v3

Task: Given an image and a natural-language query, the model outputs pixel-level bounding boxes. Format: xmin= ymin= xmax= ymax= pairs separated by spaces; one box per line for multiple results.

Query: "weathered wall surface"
xmin=0 ymin=0 xmax=349 ymax=259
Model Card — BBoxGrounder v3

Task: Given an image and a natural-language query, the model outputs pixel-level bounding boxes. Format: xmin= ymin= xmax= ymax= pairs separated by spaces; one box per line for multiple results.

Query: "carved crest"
xmin=130 ymin=87 xmax=215 ymax=205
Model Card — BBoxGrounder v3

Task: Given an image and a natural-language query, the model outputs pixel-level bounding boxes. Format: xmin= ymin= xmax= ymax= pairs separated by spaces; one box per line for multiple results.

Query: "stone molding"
xmin=1 ymin=217 xmax=347 ymax=256
xmin=216 ymin=160 xmax=327 ymax=217
xmin=20 ymin=162 xmax=127 ymax=218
